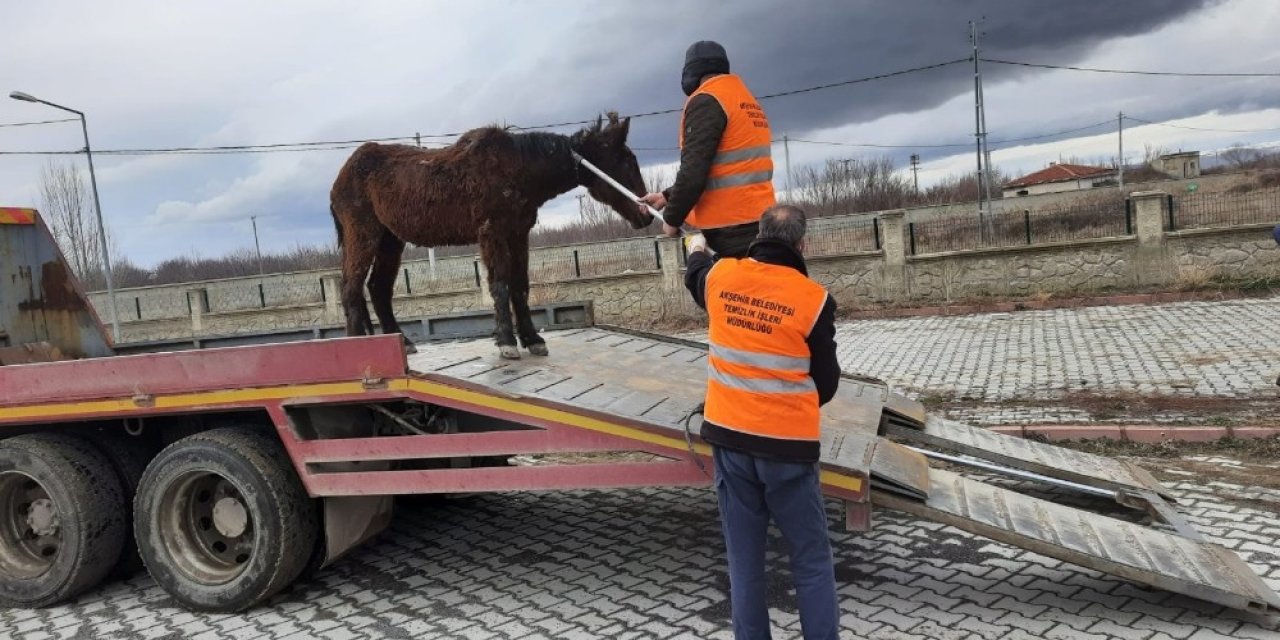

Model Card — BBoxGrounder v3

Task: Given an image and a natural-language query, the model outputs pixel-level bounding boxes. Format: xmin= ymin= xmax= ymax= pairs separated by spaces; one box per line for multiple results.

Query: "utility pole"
xmin=1117 ymin=112 xmax=1125 ymax=190
xmin=979 ymin=78 xmax=994 ymax=205
xmin=782 ymin=134 xmax=794 ymax=197
xmin=910 ymin=154 xmax=921 ymax=192
xmin=970 ymin=20 xmax=987 ymax=235
xmin=251 ymin=215 xmax=264 ymax=276
xmin=415 ymin=132 xmax=422 ymax=147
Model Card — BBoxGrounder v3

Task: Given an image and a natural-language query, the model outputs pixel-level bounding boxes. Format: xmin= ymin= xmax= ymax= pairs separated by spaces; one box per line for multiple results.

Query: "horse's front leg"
xmin=510 ymin=234 xmax=546 ymax=356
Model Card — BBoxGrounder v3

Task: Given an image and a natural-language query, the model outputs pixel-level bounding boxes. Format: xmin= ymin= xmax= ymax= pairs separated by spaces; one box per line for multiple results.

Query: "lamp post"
xmin=10 ymin=91 xmax=120 ymax=343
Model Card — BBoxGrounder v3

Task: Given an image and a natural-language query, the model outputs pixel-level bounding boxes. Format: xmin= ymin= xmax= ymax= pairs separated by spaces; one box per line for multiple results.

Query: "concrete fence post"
xmin=1129 ymin=191 xmax=1171 ymax=285
xmin=658 ymin=236 xmax=683 ymax=293
xmin=186 ymin=288 xmax=208 ymax=334
xmin=877 ymin=210 xmax=908 ymax=300
xmin=1131 ymin=191 xmax=1169 ymax=246
xmin=321 ymin=275 xmax=343 ymax=324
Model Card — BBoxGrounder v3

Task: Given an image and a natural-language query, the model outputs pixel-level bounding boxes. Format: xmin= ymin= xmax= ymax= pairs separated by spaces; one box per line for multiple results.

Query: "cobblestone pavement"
xmin=4 ymin=300 xmax=1279 ymax=639
xmin=1 ymin=460 xmax=1277 ymax=640
xmin=831 ymin=297 xmax=1280 ymax=402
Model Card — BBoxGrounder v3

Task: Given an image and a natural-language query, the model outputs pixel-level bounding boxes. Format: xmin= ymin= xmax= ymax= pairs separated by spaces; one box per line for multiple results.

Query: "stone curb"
xmin=989 ymin=425 xmax=1280 ymax=442
xmin=840 ymin=289 xmax=1256 ymax=320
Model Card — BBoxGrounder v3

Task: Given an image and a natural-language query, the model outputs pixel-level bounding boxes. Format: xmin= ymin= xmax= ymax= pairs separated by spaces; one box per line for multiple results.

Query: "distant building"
xmin=1152 ymin=151 xmax=1200 ymax=179
xmin=1002 ymin=162 xmax=1117 ymax=197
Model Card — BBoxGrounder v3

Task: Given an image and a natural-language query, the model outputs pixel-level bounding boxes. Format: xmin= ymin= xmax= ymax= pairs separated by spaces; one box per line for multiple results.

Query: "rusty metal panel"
xmin=873 ymin=468 xmax=1280 ymax=614
xmin=885 ymin=416 xmax=1170 ymax=498
xmin=0 ymin=209 xmax=112 ymax=358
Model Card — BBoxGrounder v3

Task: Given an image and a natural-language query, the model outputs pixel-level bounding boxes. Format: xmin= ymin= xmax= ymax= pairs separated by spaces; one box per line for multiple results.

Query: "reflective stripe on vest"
xmin=703 ymin=258 xmax=830 ymax=441
xmin=709 ymin=343 xmax=809 ymax=372
xmin=678 ymin=74 xmax=776 ymax=230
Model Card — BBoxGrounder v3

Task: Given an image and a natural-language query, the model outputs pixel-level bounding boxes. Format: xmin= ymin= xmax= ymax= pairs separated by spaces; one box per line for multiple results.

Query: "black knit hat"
xmin=682 ymin=40 xmax=730 ymax=95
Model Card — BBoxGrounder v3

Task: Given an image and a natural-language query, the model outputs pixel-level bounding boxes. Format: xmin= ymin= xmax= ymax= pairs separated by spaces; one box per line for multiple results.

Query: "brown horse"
xmin=330 ymin=113 xmax=652 ymax=358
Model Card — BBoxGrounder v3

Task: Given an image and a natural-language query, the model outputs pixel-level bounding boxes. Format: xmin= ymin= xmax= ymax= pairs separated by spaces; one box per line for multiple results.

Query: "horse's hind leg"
xmin=509 ymin=233 xmax=546 ymax=356
xmin=479 ymin=226 xmax=520 ymax=360
xmin=368 ymin=231 xmax=413 ymax=353
xmin=338 ymin=218 xmax=379 ymax=336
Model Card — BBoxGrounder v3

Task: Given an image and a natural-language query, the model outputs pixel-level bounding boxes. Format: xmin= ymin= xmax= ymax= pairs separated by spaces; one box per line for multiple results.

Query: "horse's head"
xmin=571 ymin=112 xmax=654 ymax=229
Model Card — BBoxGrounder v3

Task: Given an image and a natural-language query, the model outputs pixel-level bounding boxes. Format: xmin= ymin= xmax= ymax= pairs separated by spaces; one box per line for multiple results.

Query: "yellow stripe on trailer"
xmin=0 ymin=208 xmax=36 ymax=225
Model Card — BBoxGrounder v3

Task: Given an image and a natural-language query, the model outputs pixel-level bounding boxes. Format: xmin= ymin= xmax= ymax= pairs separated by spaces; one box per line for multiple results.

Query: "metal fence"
xmin=908 ymin=199 xmax=1129 ymax=255
xmin=1169 ymin=187 xmax=1280 ymax=231
xmin=806 ymin=217 xmax=880 ymax=257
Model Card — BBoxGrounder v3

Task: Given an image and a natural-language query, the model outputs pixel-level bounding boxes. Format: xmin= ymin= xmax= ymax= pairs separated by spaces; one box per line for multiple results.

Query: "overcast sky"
xmin=2 ymin=0 xmax=1277 ymax=267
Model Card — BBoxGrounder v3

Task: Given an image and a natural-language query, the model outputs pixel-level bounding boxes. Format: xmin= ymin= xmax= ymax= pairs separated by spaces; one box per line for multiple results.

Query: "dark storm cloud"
xmin=517 ymin=0 xmax=1212 ymax=157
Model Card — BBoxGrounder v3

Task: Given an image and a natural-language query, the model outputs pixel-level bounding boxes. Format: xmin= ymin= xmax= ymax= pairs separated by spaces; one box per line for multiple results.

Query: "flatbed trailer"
xmin=1 ymin=207 xmax=1277 ymax=616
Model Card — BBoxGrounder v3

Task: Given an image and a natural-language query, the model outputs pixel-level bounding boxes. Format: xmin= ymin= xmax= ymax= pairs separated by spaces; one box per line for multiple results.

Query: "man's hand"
xmin=662 ymin=222 xmax=681 ymax=238
xmin=641 ymin=192 xmax=667 ymax=210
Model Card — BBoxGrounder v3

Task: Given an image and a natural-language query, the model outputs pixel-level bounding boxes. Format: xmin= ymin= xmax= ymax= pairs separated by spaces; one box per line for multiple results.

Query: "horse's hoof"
xmin=499 ymin=345 xmax=521 ymax=360
xmin=527 ymin=343 xmax=549 ymax=357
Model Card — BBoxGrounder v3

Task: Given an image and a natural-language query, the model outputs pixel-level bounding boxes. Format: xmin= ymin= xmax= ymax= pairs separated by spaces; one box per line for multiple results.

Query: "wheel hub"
xmin=158 ymin=472 xmax=256 ymax=585
xmin=0 ymin=472 xmax=61 ymax=579
xmin=212 ymin=497 xmax=248 ymax=538
xmin=25 ymin=498 xmax=59 ymax=537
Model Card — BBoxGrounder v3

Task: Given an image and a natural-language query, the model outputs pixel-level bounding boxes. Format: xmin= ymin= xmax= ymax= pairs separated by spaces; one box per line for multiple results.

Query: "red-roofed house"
xmin=1002 ymin=162 xmax=1117 ymax=197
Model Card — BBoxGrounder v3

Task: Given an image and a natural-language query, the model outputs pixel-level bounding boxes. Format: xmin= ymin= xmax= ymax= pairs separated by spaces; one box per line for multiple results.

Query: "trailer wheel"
xmin=0 ymin=433 xmax=127 ymax=607
xmin=91 ymin=433 xmax=153 ymax=577
xmin=134 ymin=428 xmax=318 ymax=612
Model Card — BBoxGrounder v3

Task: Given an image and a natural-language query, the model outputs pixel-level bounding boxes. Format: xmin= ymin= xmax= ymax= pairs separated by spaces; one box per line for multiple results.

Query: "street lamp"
xmin=10 ymin=91 xmax=120 ymax=344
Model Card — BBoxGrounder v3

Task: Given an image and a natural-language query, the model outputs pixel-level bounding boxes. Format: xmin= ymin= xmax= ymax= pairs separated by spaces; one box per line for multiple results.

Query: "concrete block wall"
xmin=90 ymin=191 xmax=1278 ymax=343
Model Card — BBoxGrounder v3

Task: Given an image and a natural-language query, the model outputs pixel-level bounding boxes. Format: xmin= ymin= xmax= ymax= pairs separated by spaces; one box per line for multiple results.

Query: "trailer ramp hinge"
xmin=131 ymin=393 xmax=155 ymax=408
xmin=362 ymin=376 xmax=387 ymax=390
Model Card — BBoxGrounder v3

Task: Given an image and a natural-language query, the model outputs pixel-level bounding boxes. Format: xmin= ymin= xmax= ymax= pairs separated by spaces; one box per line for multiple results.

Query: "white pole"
xmin=428 ymin=247 xmax=437 ymax=280
xmin=1118 ymin=111 xmax=1125 ymax=190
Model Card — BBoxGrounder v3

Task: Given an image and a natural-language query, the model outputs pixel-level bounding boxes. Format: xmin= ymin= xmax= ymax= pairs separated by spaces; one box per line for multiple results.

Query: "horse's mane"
xmin=510 ymin=130 xmax=573 ymax=166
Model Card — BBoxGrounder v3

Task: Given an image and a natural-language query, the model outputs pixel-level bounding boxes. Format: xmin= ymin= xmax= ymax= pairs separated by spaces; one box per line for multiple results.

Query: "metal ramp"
xmin=405 ymin=326 xmax=1280 ymax=614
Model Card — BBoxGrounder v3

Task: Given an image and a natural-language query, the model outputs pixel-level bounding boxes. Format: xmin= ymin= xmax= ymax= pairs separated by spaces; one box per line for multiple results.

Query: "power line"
xmin=1 ymin=58 xmax=970 ymax=157
xmin=783 ymin=118 xmax=1118 ymax=151
xmin=1123 ymin=115 xmax=1280 ymax=134
xmin=0 ymin=117 xmax=78 ymax=128
xmin=981 ymin=58 xmax=1280 ymax=78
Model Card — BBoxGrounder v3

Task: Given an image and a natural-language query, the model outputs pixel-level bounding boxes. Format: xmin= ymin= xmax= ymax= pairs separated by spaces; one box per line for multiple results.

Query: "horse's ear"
xmin=613 ymin=116 xmax=631 ymax=142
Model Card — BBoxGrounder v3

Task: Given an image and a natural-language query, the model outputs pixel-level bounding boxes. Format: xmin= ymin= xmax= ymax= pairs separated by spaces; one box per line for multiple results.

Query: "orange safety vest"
xmin=703 ymin=257 xmax=829 ymax=441
xmin=679 ymin=74 xmax=776 ymax=230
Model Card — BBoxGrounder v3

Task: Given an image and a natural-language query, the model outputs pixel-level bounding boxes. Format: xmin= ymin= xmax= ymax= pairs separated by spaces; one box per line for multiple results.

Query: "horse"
xmin=329 ymin=113 xmax=652 ymax=359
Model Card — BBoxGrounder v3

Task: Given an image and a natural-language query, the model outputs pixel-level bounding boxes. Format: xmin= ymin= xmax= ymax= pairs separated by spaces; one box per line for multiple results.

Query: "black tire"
xmin=134 ymin=428 xmax=318 ymax=612
xmin=89 ymin=433 xmax=153 ymax=577
xmin=0 ymin=432 xmax=128 ymax=607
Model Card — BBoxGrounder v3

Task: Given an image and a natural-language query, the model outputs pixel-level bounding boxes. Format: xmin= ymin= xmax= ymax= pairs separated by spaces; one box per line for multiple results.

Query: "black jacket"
xmin=684 ymin=239 xmax=840 ymax=463
xmin=661 ymin=94 xmax=759 ymax=258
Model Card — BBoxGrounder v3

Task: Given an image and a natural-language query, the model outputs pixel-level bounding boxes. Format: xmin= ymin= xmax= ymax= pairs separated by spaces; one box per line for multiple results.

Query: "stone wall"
xmin=91 ymin=190 xmax=1279 ymax=344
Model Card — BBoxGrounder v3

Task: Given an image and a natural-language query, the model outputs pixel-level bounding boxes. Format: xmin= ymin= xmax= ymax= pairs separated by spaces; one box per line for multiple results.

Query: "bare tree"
xmin=39 ymin=161 xmax=117 ymax=288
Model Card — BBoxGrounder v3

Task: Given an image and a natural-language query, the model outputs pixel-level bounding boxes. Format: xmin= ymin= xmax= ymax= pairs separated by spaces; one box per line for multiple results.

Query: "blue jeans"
xmin=713 ymin=446 xmax=839 ymax=640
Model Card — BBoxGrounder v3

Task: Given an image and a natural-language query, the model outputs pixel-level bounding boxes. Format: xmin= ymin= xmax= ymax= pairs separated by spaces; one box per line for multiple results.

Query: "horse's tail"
xmin=331 ymin=202 xmax=344 ymax=248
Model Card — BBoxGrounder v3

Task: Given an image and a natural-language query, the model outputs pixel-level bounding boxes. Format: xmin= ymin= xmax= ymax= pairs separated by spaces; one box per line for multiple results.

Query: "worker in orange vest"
xmin=685 ymin=204 xmax=840 ymax=640
xmin=642 ymin=41 xmax=776 ymax=258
